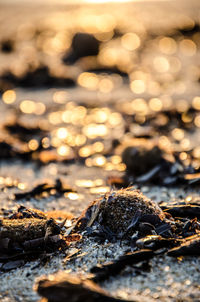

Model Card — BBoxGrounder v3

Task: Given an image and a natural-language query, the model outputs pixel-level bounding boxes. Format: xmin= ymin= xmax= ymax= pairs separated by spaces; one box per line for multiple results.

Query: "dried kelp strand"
xmin=136 ymin=235 xmax=180 ymax=250
xmin=161 ymin=205 xmax=200 ymax=219
xmin=91 ymin=249 xmax=154 ymax=282
xmin=168 ymin=234 xmax=200 ymax=256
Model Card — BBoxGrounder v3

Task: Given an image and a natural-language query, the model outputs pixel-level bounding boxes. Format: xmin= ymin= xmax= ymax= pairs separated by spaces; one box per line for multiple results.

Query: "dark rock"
xmin=122 ymin=145 xmax=163 ymax=176
xmin=63 ymin=33 xmax=100 ymax=64
xmin=1 ymin=66 xmax=75 ymax=88
xmin=0 ymin=39 xmax=14 ymax=53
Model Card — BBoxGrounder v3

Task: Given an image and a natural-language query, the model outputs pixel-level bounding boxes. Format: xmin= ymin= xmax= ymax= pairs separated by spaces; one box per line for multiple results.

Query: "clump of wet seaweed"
xmin=0 ymin=205 xmax=80 ymax=272
xmin=74 ymin=188 xmax=170 ymax=239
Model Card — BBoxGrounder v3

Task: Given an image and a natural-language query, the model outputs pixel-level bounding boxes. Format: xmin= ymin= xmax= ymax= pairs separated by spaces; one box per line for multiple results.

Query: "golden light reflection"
xmin=176 ymin=99 xmax=189 ymax=113
xmin=75 ymin=178 xmax=103 ymax=188
xmin=158 ymin=136 xmax=171 ymax=150
xmin=147 ymin=81 xmax=161 ymax=95
xmin=99 ymin=78 xmax=114 ymax=93
xmin=149 ymin=98 xmax=162 ymax=112
xmin=94 ymin=31 xmax=114 ymax=42
xmin=121 ymin=33 xmax=140 ymax=51
xmin=104 ymin=162 xmax=115 ymax=171
xmin=18 ymin=183 xmax=27 ymax=190
xmin=57 ymin=145 xmax=71 ymax=156
xmin=180 ymin=138 xmax=190 ymax=150
xmin=117 ymin=163 xmax=126 ymax=171
xmin=48 ymin=112 xmax=62 ymax=124
xmin=92 ymin=108 xmax=108 ymax=123
xmin=92 ymin=142 xmax=104 ymax=153
xmin=179 ymin=152 xmax=188 ymax=161
xmin=79 ymin=146 xmax=92 ymax=157
xmin=135 ymin=114 xmax=145 ymax=124
xmin=109 ymin=112 xmax=123 ymax=126
xmin=35 ymin=102 xmax=46 ymax=115
xmin=28 ymin=139 xmax=39 ymax=151
xmin=2 ymin=90 xmax=16 ymax=104
xmin=80 ymin=13 xmax=116 ymax=33
xmin=89 ymin=186 xmax=110 ymax=194
xmin=53 ymin=91 xmax=69 ymax=104
xmin=169 ymin=57 xmax=181 ymax=73
xmin=83 ymin=124 xmax=108 ymax=138
xmin=20 ymin=100 xmax=36 ymax=114
xmin=75 ymin=134 xmax=87 ymax=146
xmin=75 ymin=179 xmax=94 ymax=188
xmin=171 ymin=128 xmax=184 ymax=141
xmin=179 ymin=39 xmax=197 ymax=56
xmin=194 ymin=115 xmax=200 ymax=127
xmin=159 ymin=37 xmax=177 ymax=55
xmin=85 ymin=158 xmax=93 ymax=167
xmin=65 ymin=192 xmax=80 ymax=200
xmin=132 ymin=98 xmax=148 ymax=114
xmin=78 ymin=72 xmax=99 ymax=90
xmin=154 ymin=56 xmax=169 ymax=73
xmin=42 ymin=137 xmax=50 ymax=149
xmin=181 ymin=112 xmax=193 ymax=123
xmin=192 ymin=97 xmax=200 ymax=110
xmin=130 ymin=80 xmax=146 ymax=94
xmin=98 ymin=48 xmax=118 ymax=66
xmin=193 ymin=147 xmax=200 ymax=159
xmin=92 ymin=155 xmax=106 ymax=167
xmin=56 ymin=127 xmax=68 ymax=139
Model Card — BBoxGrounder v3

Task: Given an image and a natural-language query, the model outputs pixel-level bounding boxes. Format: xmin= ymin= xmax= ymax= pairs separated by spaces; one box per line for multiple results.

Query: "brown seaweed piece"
xmin=14 ymin=178 xmax=75 ymax=200
xmin=91 ymin=249 xmax=154 ymax=282
xmin=0 ymin=206 xmax=77 ymax=270
xmin=135 ymin=235 xmax=180 ymax=250
xmin=168 ymin=234 xmax=200 ymax=256
xmin=1 ymin=66 xmax=75 ymax=88
xmin=2 ymin=205 xmax=74 ymax=225
xmin=36 ymin=272 xmax=135 ymax=302
xmin=161 ymin=205 xmax=200 ymax=219
xmin=7 ymin=205 xmax=47 ymax=220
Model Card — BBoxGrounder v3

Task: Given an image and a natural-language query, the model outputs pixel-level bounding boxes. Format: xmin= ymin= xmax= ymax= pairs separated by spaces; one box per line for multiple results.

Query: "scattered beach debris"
xmin=0 ymin=205 xmax=78 ymax=271
xmin=5 ymin=121 xmax=46 ymax=142
xmin=71 ymin=188 xmax=200 ymax=275
xmin=168 ymin=234 xmax=200 ymax=256
xmin=14 ymin=178 xmax=76 ymax=200
xmin=91 ymin=249 xmax=154 ymax=282
xmin=1 ymin=3 xmax=200 ymax=301
xmin=1 ymin=66 xmax=75 ymax=88
xmin=122 ymin=142 xmax=200 ymax=186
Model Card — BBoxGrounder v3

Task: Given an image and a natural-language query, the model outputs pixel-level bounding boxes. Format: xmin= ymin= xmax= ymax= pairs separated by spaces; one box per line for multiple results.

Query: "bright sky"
xmin=2 ymin=0 xmax=172 ymax=4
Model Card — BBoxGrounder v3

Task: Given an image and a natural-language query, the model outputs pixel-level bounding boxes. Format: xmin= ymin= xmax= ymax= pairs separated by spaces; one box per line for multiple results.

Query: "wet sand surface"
xmin=0 ymin=1 xmax=200 ymax=301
